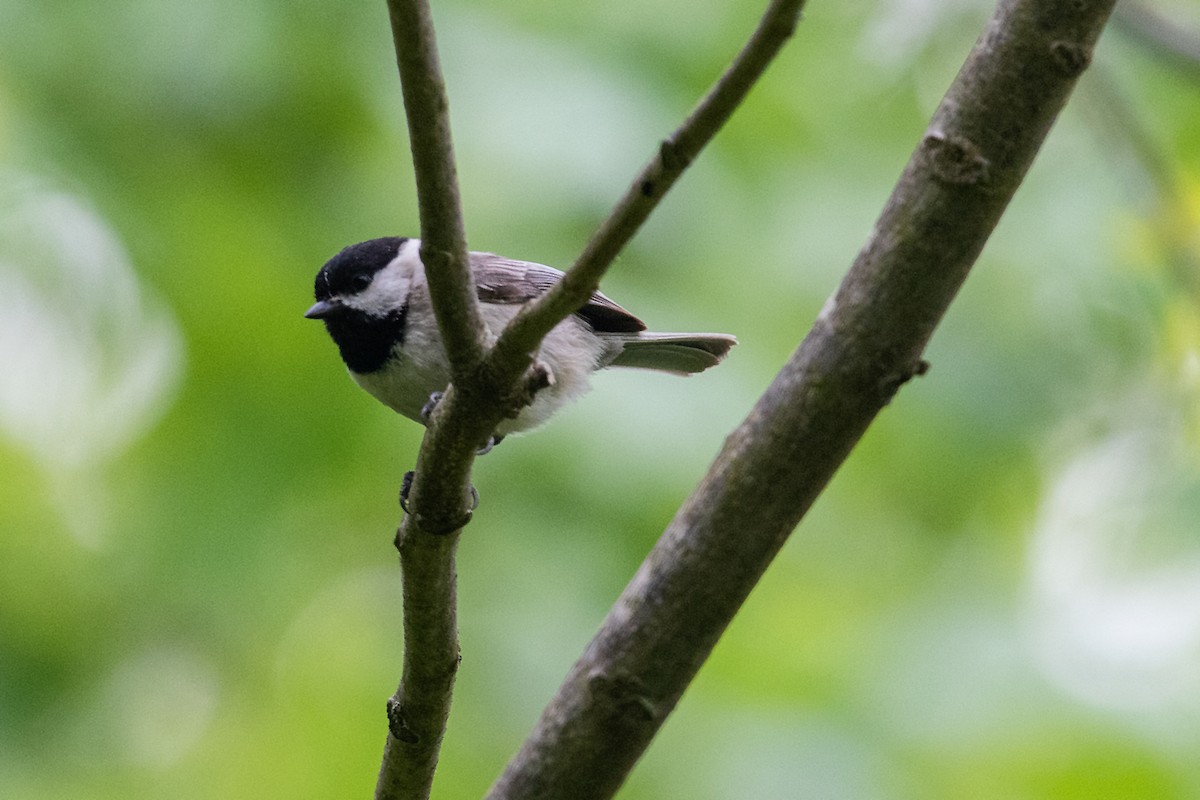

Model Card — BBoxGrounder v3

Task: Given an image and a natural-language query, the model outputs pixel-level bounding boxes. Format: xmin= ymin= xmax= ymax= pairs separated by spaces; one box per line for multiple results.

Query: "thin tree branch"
xmin=485 ymin=1 xmax=1118 ymax=798
xmin=373 ymin=0 xmax=809 ymax=794
xmin=487 ymin=0 xmax=807 ymax=382
xmin=374 ymin=527 xmax=460 ymax=800
xmin=385 ymin=0 xmax=486 ymax=378
xmin=375 ymin=2 xmax=482 ymax=798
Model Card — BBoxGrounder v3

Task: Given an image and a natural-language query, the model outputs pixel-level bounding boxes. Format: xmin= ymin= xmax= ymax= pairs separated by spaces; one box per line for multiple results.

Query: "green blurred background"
xmin=2 ymin=1 xmax=1199 ymax=797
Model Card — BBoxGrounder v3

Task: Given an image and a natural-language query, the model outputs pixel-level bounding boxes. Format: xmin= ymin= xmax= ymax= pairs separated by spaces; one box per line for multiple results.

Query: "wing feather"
xmin=470 ymin=253 xmax=645 ymax=333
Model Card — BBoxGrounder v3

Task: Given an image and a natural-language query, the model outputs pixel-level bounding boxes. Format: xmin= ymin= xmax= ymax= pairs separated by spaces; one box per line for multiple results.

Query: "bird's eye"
xmin=349 ymin=274 xmax=372 ymax=293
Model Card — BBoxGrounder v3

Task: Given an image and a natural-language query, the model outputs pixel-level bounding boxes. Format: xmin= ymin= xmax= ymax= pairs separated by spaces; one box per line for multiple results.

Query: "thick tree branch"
xmin=485 ymin=1 xmax=1117 ymax=798
xmin=487 ymin=0 xmax=807 ymax=382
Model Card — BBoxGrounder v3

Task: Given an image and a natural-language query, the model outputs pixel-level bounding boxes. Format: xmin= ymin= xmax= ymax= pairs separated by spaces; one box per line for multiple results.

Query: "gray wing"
xmin=471 ymin=253 xmax=646 ymax=333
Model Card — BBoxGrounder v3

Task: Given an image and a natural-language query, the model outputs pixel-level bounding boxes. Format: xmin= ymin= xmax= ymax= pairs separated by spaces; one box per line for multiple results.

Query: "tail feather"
xmin=607 ymin=332 xmax=737 ymax=374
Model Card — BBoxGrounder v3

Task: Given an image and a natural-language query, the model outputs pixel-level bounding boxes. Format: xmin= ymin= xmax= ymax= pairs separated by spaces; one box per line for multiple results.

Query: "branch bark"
xmin=374 ymin=0 xmax=806 ymax=796
xmin=385 ymin=0 xmax=484 ymax=378
xmin=488 ymin=0 xmax=807 ymax=386
xmin=376 ymin=2 xmax=479 ymax=798
xmin=485 ymin=1 xmax=1118 ymax=798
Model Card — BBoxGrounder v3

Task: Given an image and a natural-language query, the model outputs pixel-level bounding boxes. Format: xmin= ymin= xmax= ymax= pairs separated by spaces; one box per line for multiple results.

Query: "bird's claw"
xmin=399 ymin=470 xmax=480 ymax=523
xmin=420 ymin=391 xmax=444 ymax=423
xmin=476 ymin=434 xmax=505 ymax=455
xmin=399 ymin=470 xmax=415 ymax=513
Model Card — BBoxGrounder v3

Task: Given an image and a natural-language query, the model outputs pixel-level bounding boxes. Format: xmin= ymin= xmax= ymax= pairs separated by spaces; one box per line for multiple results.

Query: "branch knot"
xmin=922 ymin=131 xmax=990 ymax=186
xmin=386 ymin=697 xmax=421 ymax=745
xmin=1049 ymin=40 xmax=1091 ymax=76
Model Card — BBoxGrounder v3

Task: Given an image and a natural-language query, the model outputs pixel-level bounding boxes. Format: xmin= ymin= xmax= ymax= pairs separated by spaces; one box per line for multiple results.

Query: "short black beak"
xmin=304 ymin=299 xmax=344 ymax=319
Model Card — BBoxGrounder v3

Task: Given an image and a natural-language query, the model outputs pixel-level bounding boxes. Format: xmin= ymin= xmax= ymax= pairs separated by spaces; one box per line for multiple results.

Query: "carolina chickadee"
xmin=306 ymin=237 xmax=736 ymax=440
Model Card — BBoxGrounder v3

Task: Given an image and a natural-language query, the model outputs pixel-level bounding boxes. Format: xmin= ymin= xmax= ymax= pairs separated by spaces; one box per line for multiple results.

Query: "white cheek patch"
xmin=346 ymin=238 xmax=424 ymax=317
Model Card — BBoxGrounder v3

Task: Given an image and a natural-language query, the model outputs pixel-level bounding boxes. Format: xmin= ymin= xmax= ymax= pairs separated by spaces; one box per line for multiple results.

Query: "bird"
xmin=306 ymin=237 xmax=736 ymax=445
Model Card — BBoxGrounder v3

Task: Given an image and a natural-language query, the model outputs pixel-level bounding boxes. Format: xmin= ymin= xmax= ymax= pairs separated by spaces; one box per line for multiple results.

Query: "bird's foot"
xmin=499 ymin=361 xmax=554 ymax=421
xmin=420 ymin=391 xmax=444 ymax=423
xmin=527 ymin=361 xmax=554 ymax=394
xmin=399 ymin=470 xmax=415 ymax=513
xmin=399 ymin=470 xmax=480 ymax=526
xmin=476 ymin=434 xmax=505 ymax=456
